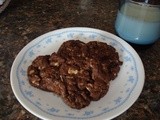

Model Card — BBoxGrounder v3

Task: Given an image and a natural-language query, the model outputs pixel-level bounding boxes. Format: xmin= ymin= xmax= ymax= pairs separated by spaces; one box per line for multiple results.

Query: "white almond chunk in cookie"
xmin=68 ymin=68 xmax=78 ymax=74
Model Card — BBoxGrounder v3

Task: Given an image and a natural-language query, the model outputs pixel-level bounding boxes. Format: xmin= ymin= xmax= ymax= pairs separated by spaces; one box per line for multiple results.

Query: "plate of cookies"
xmin=10 ymin=27 xmax=145 ymax=120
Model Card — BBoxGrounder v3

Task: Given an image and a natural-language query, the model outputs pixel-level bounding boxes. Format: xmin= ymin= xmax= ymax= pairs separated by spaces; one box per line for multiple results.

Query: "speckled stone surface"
xmin=0 ymin=0 xmax=160 ymax=120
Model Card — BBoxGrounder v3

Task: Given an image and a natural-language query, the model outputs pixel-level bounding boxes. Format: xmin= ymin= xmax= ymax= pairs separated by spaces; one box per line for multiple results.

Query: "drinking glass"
xmin=115 ymin=0 xmax=160 ymax=45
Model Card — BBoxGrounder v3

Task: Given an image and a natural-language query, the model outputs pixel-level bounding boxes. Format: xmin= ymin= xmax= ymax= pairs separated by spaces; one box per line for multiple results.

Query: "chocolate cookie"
xmin=86 ymin=41 xmax=122 ymax=80
xmin=57 ymin=40 xmax=88 ymax=60
xmin=27 ymin=40 xmax=122 ymax=109
xmin=27 ymin=55 xmax=66 ymax=96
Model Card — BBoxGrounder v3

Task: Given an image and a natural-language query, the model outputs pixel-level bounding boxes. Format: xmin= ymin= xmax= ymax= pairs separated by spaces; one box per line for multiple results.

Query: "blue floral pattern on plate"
xmin=11 ymin=27 xmax=145 ymax=120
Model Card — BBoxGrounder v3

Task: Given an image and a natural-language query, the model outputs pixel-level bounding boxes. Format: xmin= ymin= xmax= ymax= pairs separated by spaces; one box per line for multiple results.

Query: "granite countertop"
xmin=0 ymin=0 xmax=160 ymax=120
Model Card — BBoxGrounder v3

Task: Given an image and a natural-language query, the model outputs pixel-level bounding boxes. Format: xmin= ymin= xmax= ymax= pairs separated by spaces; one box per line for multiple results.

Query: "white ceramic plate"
xmin=10 ymin=27 xmax=145 ymax=120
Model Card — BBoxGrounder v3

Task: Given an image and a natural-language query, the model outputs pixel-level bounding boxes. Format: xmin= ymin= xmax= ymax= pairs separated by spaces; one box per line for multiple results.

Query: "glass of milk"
xmin=115 ymin=0 xmax=160 ymax=45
